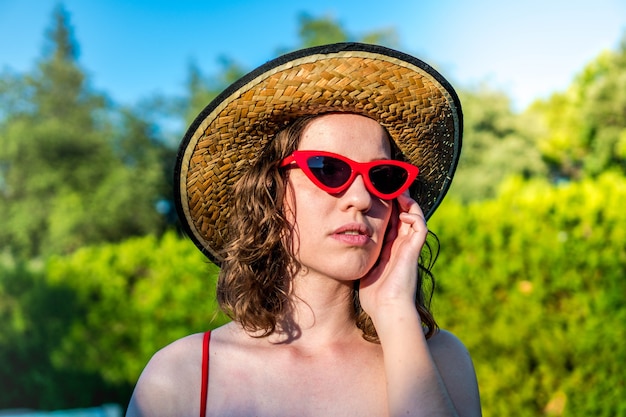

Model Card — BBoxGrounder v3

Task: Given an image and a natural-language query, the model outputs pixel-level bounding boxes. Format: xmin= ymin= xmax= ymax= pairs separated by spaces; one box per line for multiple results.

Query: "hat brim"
xmin=175 ymin=42 xmax=462 ymax=263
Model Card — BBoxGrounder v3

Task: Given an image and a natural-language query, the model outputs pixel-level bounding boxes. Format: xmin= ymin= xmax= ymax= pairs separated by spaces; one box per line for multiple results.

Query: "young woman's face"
xmin=285 ymin=113 xmax=394 ymax=281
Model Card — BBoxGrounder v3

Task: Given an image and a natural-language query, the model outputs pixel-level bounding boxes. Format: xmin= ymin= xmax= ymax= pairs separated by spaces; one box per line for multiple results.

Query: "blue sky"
xmin=1 ymin=0 xmax=625 ymax=111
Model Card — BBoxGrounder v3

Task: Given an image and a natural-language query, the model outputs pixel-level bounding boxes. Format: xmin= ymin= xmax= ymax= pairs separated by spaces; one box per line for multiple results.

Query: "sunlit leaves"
xmin=430 ymin=173 xmax=626 ymax=416
xmin=533 ymin=36 xmax=626 ymax=180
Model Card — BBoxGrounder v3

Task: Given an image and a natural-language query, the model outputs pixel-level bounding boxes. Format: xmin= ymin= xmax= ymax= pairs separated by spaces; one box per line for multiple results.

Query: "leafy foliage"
xmin=449 ymin=87 xmax=548 ymax=202
xmin=0 ymin=5 xmax=168 ymax=257
xmin=531 ymin=34 xmax=626 ymax=180
xmin=430 ymin=173 xmax=626 ymax=416
xmin=0 ymin=231 xmax=227 ymax=409
xmin=0 ymin=255 xmax=129 ymax=408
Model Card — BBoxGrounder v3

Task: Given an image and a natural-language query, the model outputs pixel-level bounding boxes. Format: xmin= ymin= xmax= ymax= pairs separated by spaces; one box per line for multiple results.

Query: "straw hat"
xmin=175 ymin=42 xmax=462 ymax=262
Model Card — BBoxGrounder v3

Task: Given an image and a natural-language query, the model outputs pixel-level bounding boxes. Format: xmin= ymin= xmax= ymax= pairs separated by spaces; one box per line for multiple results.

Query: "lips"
xmin=333 ymin=223 xmax=372 ymax=237
xmin=331 ymin=223 xmax=373 ymax=246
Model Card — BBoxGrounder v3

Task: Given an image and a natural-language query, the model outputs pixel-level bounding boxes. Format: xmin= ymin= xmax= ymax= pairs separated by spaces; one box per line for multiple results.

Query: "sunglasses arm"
xmin=279 ymin=155 xmax=297 ymax=168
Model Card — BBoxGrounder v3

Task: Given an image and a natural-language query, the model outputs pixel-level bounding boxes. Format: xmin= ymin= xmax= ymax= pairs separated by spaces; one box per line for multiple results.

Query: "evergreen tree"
xmin=532 ymin=32 xmax=626 ymax=180
xmin=448 ymin=87 xmax=548 ymax=202
xmin=0 ymin=5 xmax=166 ymax=257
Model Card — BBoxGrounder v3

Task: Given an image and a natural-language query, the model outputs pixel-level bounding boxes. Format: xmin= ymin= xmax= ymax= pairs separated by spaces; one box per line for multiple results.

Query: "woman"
xmin=127 ymin=43 xmax=481 ymax=417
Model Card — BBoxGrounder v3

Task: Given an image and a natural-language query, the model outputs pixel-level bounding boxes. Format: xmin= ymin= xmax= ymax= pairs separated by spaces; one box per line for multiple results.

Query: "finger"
xmin=396 ymin=193 xmax=425 ymax=219
xmin=396 ymin=194 xmax=426 ymax=229
xmin=399 ymin=212 xmax=428 ymax=234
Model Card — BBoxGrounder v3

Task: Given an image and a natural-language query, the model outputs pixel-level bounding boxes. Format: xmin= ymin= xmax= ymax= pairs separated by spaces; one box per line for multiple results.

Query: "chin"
xmin=298 ymin=250 xmax=379 ymax=279
xmin=331 ymin=260 xmax=378 ymax=281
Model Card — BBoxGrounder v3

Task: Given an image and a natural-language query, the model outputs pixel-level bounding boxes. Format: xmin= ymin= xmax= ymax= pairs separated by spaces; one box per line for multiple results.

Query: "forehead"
xmin=298 ymin=114 xmax=391 ymax=159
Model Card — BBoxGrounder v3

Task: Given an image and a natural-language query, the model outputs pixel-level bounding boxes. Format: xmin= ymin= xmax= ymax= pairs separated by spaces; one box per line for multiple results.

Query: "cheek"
xmin=380 ymin=206 xmax=394 ymax=247
xmin=283 ymin=177 xmax=329 ymax=253
xmin=291 ymin=186 xmax=333 ymax=234
xmin=283 ymin=176 xmax=319 ymax=224
xmin=375 ymin=200 xmax=394 ymax=231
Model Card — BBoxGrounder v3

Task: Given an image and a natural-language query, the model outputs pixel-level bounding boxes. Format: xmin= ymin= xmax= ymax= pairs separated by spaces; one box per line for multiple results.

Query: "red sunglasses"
xmin=280 ymin=150 xmax=419 ymax=200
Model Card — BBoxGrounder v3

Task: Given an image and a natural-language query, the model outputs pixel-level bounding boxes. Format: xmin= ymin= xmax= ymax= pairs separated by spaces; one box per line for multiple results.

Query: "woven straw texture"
xmin=176 ymin=44 xmax=462 ymax=262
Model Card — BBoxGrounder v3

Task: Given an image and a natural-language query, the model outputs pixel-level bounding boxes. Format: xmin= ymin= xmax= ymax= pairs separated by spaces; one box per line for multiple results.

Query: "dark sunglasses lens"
xmin=369 ymin=165 xmax=409 ymax=194
xmin=308 ymin=156 xmax=351 ymax=188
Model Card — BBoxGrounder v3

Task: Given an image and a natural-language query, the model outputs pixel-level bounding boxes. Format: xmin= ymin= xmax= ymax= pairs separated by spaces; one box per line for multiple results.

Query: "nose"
xmin=340 ymin=174 xmax=373 ymax=212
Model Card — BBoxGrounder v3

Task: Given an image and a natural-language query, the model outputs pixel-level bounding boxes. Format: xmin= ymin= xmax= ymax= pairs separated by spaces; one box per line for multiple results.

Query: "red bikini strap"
xmin=200 ymin=331 xmax=211 ymax=417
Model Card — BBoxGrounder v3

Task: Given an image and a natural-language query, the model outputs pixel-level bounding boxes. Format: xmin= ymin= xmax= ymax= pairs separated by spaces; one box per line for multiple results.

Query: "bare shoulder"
xmin=126 ymin=332 xmax=205 ymax=417
xmin=428 ymin=329 xmax=482 ymax=416
xmin=427 ymin=329 xmax=475 ymax=380
xmin=427 ymin=329 xmax=471 ymax=358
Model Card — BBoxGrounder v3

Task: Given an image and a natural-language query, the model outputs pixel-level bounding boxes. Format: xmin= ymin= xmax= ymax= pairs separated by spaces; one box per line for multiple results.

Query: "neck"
xmin=270 ymin=269 xmax=360 ymax=346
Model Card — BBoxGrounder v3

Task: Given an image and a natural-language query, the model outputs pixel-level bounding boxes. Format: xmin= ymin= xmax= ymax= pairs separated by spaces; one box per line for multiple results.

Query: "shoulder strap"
xmin=200 ymin=330 xmax=211 ymax=417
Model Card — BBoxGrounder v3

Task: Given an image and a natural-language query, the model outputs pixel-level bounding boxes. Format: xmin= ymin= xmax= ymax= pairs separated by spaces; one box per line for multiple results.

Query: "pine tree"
xmin=0 ymin=5 xmax=165 ymax=257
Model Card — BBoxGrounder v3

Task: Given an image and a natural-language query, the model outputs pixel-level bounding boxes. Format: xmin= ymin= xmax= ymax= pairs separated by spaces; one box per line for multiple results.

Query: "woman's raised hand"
xmin=358 ymin=192 xmax=428 ymax=322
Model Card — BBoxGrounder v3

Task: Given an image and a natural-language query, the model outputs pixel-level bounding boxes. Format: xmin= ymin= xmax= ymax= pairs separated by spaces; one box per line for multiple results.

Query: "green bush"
xmin=430 ymin=172 xmax=626 ymax=416
xmin=1 ymin=232 xmax=227 ymax=409
xmin=0 ymin=255 xmax=128 ymax=408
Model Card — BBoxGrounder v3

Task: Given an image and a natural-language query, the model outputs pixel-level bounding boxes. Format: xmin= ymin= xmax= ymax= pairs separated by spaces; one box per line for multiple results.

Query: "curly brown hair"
xmin=217 ymin=114 xmax=439 ymax=341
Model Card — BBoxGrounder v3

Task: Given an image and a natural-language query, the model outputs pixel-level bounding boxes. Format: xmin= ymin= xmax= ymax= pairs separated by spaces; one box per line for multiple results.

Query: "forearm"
xmin=374 ymin=305 xmax=458 ymax=417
